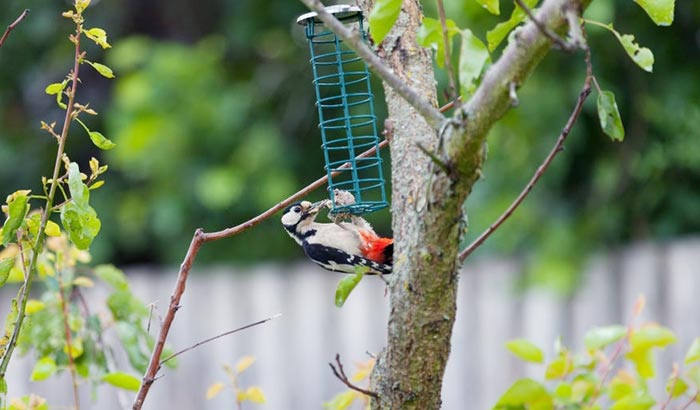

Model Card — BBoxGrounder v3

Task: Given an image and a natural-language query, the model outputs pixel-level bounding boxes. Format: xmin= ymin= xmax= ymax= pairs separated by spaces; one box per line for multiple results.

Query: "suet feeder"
xmin=297 ymin=5 xmax=388 ymax=215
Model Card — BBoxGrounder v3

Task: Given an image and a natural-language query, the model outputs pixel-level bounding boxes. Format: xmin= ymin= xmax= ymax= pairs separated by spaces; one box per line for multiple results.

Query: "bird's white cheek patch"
xmin=281 ymin=213 xmax=300 ymax=226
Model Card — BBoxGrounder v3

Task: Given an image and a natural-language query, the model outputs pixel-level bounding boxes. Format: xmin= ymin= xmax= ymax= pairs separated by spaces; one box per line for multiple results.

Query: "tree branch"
xmin=0 ymin=9 xmax=29 ymax=48
xmin=298 ymin=0 xmax=445 ymax=130
xmin=514 ymin=0 xmax=576 ymax=52
xmin=459 ymin=57 xmax=592 ymax=261
xmin=159 ymin=314 xmax=282 ymax=366
xmin=329 ymin=354 xmax=379 ymax=399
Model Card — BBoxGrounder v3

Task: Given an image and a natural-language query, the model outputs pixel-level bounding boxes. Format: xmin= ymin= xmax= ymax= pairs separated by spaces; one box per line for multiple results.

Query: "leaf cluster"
xmin=497 ymin=298 xmax=700 ymax=410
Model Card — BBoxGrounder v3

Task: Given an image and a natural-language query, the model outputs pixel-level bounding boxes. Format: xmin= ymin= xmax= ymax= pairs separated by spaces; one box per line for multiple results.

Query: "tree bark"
xmin=348 ymin=0 xmax=591 ymax=408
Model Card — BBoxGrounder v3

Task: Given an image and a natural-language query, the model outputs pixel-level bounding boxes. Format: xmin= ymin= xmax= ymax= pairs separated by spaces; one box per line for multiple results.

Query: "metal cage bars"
xmin=298 ymin=5 xmax=388 ymax=215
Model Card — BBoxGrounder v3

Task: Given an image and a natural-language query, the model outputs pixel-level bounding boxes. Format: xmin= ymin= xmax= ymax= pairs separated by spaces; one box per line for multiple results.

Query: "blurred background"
xmin=1 ymin=0 xmax=699 ymax=408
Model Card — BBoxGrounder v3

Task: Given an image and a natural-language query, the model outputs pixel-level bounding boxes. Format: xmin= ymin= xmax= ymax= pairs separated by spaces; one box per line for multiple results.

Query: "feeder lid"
xmin=296 ymin=4 xmax=362 ymax=25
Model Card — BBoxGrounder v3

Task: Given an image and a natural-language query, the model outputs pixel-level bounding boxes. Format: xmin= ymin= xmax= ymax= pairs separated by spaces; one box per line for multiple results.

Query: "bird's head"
xmin=281 ymin=200 xmax=324 ymax=231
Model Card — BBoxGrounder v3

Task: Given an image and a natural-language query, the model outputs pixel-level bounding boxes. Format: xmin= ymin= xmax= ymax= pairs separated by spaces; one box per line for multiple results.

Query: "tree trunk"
xmin=352 ymin=0 xmax=591 ymax=408
xmin=360 ymin=1 xmax=463 ymax=409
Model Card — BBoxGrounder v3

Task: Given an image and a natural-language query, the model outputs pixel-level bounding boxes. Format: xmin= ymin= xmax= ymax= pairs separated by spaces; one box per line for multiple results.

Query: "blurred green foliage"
xmin=0 ymin=0 xmax=698 ymax=286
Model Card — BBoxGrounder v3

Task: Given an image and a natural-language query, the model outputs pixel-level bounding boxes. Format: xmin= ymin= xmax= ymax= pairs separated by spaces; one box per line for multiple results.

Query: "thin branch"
xmin=514 ymin=0 xmax=576 ymax=52
xmin=298 ymin=0 xmax=445 ymax=130
xmin=416 ymin=143 xmax=450 ymax=174
xmin=659 ymin=363 xmax=679 ymax=410
xmin=436 ymin=0 xmax=458 ymax=102
xmin=459 ymin=43 xmax=593 ymax=262
xmin=57 ymin=270 xmax=81 ymax=410
xmin=0 ymin=9 xmax=29 ymax=48
xmin=159 ymin=314 xmax=282 ymax=366
xmin=132 ymin=99 xmax=456 ymax=409
xmin=676 ymin=390 xmax=699 ymax=410
xmin=329 ymin=354 xmax=379 ymax=399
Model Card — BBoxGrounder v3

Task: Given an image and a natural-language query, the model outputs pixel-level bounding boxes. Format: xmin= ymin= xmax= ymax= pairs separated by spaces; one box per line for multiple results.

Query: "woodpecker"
xmin=281 ymin=200 xmax=393 ymax=275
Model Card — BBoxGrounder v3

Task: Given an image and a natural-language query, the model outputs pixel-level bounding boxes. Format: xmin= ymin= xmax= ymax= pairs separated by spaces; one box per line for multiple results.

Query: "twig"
xmin=514 ymin=0 xmax=576 ymax=52
xmin=159 ymin=314 xmax=282 ymax=366
xmin=659 ymin=363 xmax=679 ymax=410
xmin=676 ymin=390 xmax=699 ymax=410
xmin=298 ymin=0 xmax=445 ymax=130
xmin=0 ymin=9 xmax=29 ymax=48
xmin=329 ymin=354 xmax=379 ymax=399
xmin=459 ymin=41 xmax=593 ymax=262
xmin=416 ymin=143 xmax=450 ymax=175
xmin=132 ymin=99 xmax=456 ymax=409
xmin=436 ymin=0 xmax=458 ymax=103
xmin=57 ymin=270 xmax=81 ymax=410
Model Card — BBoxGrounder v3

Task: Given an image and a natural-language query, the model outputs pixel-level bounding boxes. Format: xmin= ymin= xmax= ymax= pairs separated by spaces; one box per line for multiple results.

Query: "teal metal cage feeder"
xmin=297 ymin=5 xmax=388 ymax=215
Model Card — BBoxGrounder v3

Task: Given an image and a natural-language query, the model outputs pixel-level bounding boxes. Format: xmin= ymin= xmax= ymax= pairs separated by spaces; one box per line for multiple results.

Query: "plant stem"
xmin=57 ymin=270 xmax=81 ymax=410
xmin=0 ymin=18 xmax=82 ymax=378
xmin=436 ymin=0 xmax=458 ymax=102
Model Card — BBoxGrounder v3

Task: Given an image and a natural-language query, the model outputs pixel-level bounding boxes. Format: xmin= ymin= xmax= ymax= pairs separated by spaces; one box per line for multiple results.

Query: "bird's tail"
xmin=358 ymin=229 xmax=393 ymax=264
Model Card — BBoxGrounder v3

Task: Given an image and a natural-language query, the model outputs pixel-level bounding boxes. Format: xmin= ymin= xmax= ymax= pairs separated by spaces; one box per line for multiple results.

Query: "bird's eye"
xmin=293 ymin=207 xmax=301 ymax=213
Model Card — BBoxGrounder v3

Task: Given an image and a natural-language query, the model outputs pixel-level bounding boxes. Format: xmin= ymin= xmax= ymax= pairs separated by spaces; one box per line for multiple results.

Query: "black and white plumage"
xmin=281 ymin=201 xmax=392 ymax=275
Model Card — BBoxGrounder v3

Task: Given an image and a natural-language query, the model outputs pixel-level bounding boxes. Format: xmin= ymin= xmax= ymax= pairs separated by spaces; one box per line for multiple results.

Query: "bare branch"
xmin=298 ymin=0 xmax=445 ymax=130
xmin=514 ymin=0 xmax=576 ymax=52
xmin=459 ymin=42 xmax=592 ymax=262
xmin=160 ymin=314 xmax=281 ymax=366
xmin=0 ymin=9 xmax=29 ymax=48
xmin=329 ymin=354 xmax=379 ymax=399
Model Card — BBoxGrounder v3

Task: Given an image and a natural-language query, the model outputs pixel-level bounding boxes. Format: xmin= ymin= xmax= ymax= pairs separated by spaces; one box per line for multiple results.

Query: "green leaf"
xmin=30 ymin=357 xmax=57 ymax=381
xmin=486 ymin=0 xmax=538 ymax=51
xmin=323 ymin=390 xmax=357 ymax=410
xmin=45 ymin=80 xmax=68 ymax=109
xmin=67 ymin=162 xmax=89 ymax=208
xmin=95 ymin=264 xmax=129 ymax=291
xmin=334 ymin=266 xmax=367 ymax=307
xmin=684 ymin=338 xmax=700 ymax=365
xmin=88 ymin=131 xmax=117 ymax=150
xmin=630 ymin=326 xmax=677 ymax=350
xmin=614 ymin=32 xmax=654 ymax=72
xmin=597 ymin=90 xmax=625 ymax=142
xmin=61 ymin=163 xmax=101 ymax=249
xmin=60 ymin=201 xmax=101 ymax=250
xmin=505 ymin=339 xmax=544 ymax=363
xmin=610 ymin=393 xmax=655 ymax=410
xmin=633 ymin=0 xmax=675 ymax=26
xmin=84 ymin=27 xmax=112 ymax=49
xmin=0 ymin=257 xmax=15 ymax=287
xmin=2 ymin=191 xmax=30 ymax=245
xmin=87 ymin=61 xmax=116 ymax=78
xmin=75 ymin=117 xmax=117 ymax=150
xmin=416 ymin=17 xmax=460 ymax=67
xmin=666 ymin=375 xmax=688 ymax=398
xmin=627 ymin=347 xmax=655 ymax=378
xmin=584 ymin=325 xmax=627 ymax=350
xmin=494 ymin=378 xmax=553 ymax=410
xmin=44 ymin=82 xmax=65 ymax=95
xmin=0 ymin=376 xmax=6 ymax=394
xmin=108 ymin=290 xmax=148 ymax=322
xmin=475 ymin=0 xmax=500 ymax=15
xmin=368 ymin=0 xmax=402 ymax=45
xmin=609 ymin=371 xmax=637 ymax=400
xmin=459 ymin=29 xmax=490 ymax=98
xmin=44 ymin=220 xmax=61 ymax=237
xmin=102 ymin=372 xmax=141 ymax=392
xmin=114 ymin=322 xmax=150 ymax=372
xmin=545 ymin=355 xmax=572 ymax=379
xmin=0 ymin=299 xmax=18 ymax=359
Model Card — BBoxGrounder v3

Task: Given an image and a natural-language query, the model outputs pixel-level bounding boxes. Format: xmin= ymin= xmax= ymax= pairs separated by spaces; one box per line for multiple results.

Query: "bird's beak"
xmin=308 ymin=200 xmax=326 ymax=213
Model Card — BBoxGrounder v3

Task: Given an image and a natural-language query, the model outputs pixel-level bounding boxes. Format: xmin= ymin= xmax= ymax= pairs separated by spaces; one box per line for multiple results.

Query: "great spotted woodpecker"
xmin=281 ymin=200 xmax=393 ymax=275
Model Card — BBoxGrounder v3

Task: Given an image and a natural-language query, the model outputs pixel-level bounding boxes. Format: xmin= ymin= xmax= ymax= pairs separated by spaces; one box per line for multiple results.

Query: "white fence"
xmin=3 ymin=237 xmax=700 ymax=409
